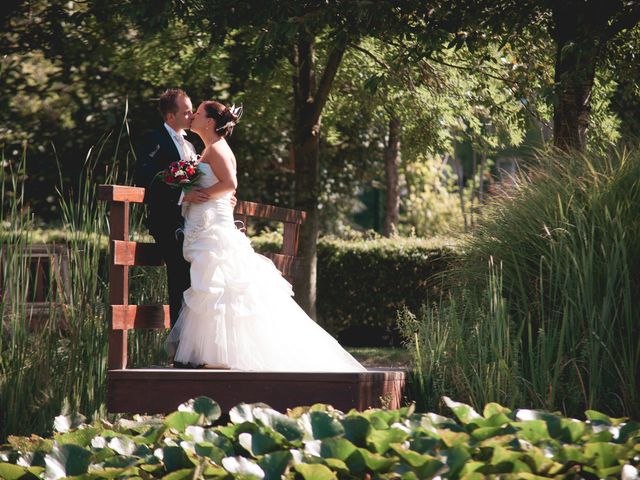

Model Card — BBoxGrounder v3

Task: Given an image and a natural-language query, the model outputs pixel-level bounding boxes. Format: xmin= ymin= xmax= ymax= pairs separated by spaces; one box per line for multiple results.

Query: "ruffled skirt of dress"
xmin=166 ymin=200 xmax=366 ymax=372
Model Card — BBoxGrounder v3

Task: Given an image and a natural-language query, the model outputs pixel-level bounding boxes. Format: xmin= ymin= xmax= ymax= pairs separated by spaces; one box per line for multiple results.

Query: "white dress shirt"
xmin=164 ymin=123 xmax=196 ymax=205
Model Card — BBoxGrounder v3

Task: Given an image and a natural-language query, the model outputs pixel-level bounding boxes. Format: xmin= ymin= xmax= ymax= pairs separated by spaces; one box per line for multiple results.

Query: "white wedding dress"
xmin=166 ymin=162 xmax=366 ymax=372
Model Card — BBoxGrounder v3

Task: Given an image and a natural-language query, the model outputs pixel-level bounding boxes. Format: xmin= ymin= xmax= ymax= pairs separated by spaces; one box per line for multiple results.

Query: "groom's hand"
xmin=183 ymin=189 xmax=210 ymax=204
xmin=230 ymin=191 xmax=238 ymax=209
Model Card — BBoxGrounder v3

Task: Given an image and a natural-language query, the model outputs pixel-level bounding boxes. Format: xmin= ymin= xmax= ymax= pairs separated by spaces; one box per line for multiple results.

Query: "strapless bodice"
xmin=197 ymin=162 xmax=218 ymax=189
xmin=182 ymin=161 xmax=235 ymax=231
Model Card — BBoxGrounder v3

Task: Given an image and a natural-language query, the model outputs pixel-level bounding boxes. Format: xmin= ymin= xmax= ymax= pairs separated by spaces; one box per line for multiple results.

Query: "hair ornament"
xmin=215 ymin=103 xmax=244 ymax=133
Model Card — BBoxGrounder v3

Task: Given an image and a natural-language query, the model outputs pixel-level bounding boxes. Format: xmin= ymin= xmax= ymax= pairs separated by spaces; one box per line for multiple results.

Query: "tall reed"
xmin=0 ymin=132 xmax=121 ymax=438
xmin=400 ymin=149 xmax=640 ymax=417
xmin=0 ymin=105 xmax=168 ymax=440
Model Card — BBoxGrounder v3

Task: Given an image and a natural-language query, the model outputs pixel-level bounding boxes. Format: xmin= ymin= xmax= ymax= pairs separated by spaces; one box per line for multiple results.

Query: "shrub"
xmin=316 ymin=236 xmax=455 ymax=345
xmin=401 ymin=149 xmax=640 ymax=418
xmin=2 ymin=396 xmax=639 ymax=479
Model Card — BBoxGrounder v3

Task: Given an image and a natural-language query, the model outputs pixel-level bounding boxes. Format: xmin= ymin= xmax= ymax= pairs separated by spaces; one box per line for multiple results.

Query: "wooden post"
xmin=108 ymin=201 xmax=129 ymax=369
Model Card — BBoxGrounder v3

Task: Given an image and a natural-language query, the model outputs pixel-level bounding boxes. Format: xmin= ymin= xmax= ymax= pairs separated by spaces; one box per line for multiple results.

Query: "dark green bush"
xmin=2 ymin=396 xmax=639 ymax=479
xmin=316 ymin=237 xmax=454 ymax=345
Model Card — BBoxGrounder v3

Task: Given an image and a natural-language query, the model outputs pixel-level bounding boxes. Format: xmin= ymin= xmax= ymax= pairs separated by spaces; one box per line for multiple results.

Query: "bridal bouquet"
xmin=157 ymin=156 xmax=203 ymax=191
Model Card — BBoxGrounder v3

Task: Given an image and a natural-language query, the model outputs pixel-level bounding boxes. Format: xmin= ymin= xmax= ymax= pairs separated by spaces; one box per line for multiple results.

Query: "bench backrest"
xmin=98 ymin=184 xmax=306 ymax=369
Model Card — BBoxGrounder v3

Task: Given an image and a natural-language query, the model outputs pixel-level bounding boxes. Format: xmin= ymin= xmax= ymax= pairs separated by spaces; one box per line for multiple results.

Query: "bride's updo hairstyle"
xmin=203 ymin=101 xmax=240 ymax=137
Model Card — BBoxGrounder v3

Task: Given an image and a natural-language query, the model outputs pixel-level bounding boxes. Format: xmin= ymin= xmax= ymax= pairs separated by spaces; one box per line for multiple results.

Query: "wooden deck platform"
xmin=107 ymin=368 xmax=406 ymax=414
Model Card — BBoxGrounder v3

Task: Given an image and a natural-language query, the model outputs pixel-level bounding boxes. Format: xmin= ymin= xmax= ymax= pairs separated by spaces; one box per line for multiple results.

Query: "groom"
xmin=134 ymin=88 xmax=219 ymax=366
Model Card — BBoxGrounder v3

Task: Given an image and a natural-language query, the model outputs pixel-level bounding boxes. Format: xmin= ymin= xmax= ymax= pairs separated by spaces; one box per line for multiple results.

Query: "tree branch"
xmin=310 ymin=40 xmax=346 ymax=124
xmin=348 ymin=42 xmax=392 ymax=71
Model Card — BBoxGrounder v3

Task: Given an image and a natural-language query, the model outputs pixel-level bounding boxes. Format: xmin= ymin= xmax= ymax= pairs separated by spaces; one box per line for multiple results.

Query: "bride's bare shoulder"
xmin=211 ymin=141 xmax=236 ymax=169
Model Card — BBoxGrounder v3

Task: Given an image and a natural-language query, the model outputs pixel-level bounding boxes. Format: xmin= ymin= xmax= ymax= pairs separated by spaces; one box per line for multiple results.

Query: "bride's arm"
xmin=202 ymin=149 xmax=237 ymax=199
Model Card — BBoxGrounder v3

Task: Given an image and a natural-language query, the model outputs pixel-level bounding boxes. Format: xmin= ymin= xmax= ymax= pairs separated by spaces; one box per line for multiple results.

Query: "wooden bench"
xmin=99 ymin=184 xmax=405 ymax=414
xmin=0 ymin=243 xmax=71 ymax=330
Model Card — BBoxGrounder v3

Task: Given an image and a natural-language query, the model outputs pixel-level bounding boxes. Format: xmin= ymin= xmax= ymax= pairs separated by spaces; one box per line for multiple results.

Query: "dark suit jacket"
xmin=134 ymin=126 xmax=185 ymax=235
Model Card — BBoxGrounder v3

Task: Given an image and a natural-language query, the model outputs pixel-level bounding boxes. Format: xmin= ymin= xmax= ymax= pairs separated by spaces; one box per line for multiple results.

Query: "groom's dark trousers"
xmin=134 ymin=126 xmax=191 ymax=328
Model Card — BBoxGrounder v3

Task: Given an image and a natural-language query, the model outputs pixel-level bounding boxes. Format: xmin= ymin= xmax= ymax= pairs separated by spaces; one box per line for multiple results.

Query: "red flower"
xmin=164 ymin=175 xmax=175 ymax=183
xmin=186 ymin=167 xmax=195 ymax=176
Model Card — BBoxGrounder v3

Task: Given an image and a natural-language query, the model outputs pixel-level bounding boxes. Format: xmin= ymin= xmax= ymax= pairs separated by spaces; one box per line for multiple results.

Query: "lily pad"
xmin=222 ymin=455 xmax=265 ymax=478
xmin=44 ymin=443 xmax=92 ymax=478
xmin=443 ymin=397 xmax=483 ymax=425
xmin=253 ymin=407 xmax=304 ymax=442
xmin=258 ymin=450 xmax=292 ymax=480
xmin=356 ymin=447 xmax=397 ymax=472
xmin=162 ymin=446 xmax=194 ymax=472
xmin=294 ymin=462 xmax=337 ymax=480
xmin=53 ymin=413 xmax=87 ymax=433
xmin=164 ymin=411 xmax=201 ymax=433
xmin=310 ymin=411 xmax=345 ymax=439
xmin=367 ymin=427 xmax=409 ymax=454
xmin=0 ymin=463 xmax=27 ymax=480
xmin=177 ymin=396 xmax=221 ymax=424
xmin=239 ymin=430 xmax=283 ymax=456
xmin=341 ymin=415 xmax=370 ymax=446
xmin=319 ymin=437 xmax=356 ymax=461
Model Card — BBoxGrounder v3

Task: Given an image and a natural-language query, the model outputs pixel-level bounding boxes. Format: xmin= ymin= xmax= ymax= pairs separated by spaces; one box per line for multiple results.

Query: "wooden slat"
xmin=234 ymin=200 xmax=306 ymax=224
xmin=107 ymin=369 xmax=406 ymax=414
xmin=112 ymin=241 xmax=164 ymax=266
xmin=111 ymin=305 xmax=170 ymax=330
xmin=263 ymin=253 xmax=302 ymax=279
xmin=99 ymin=184 xmax=146 ymax=203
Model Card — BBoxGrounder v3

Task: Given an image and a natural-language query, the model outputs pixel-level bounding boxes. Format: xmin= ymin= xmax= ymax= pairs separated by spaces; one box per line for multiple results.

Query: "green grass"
xmin=346 ymin=347 xmax=411 ymax=368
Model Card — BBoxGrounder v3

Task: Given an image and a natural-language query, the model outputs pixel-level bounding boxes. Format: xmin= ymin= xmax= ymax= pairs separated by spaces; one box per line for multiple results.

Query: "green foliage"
xmin=2 ymin=396 xmax=640 ymax=479
xmin=401 ymin=148 xmax=640 ymax=418
xmin=401 ymin=154 xmax=468 ymax=236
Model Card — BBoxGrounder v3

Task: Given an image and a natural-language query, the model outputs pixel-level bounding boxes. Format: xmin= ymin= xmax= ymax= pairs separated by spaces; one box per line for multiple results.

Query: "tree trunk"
xmin=290 ymin=30 xmax=346 ymax=319
xmin=551 ymin=39 xmax=598 ymax=152
xmin=451 ymin=151 xmax=468 ymax=232
xmin=383 ymin=116 xmax=401 ymax=237
xmin=550 ymin=4 xmax=600 ymax=152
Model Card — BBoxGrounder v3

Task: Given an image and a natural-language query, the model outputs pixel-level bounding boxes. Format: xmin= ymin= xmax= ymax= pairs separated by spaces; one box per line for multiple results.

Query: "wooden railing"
xmin=98 ymin=184 xmax=306 ymax=370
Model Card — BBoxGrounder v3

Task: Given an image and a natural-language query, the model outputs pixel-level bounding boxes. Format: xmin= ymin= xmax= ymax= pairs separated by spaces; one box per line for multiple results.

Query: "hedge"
xmin=2 ymin=396 xmax=639 ymax=479
xmin=316 ymin=237 xmax=453 ymax=345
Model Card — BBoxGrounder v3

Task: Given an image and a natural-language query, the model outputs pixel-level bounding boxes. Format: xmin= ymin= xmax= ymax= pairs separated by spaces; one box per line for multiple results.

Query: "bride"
xmin=166 ymin=100 xmax=366 ymax=372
